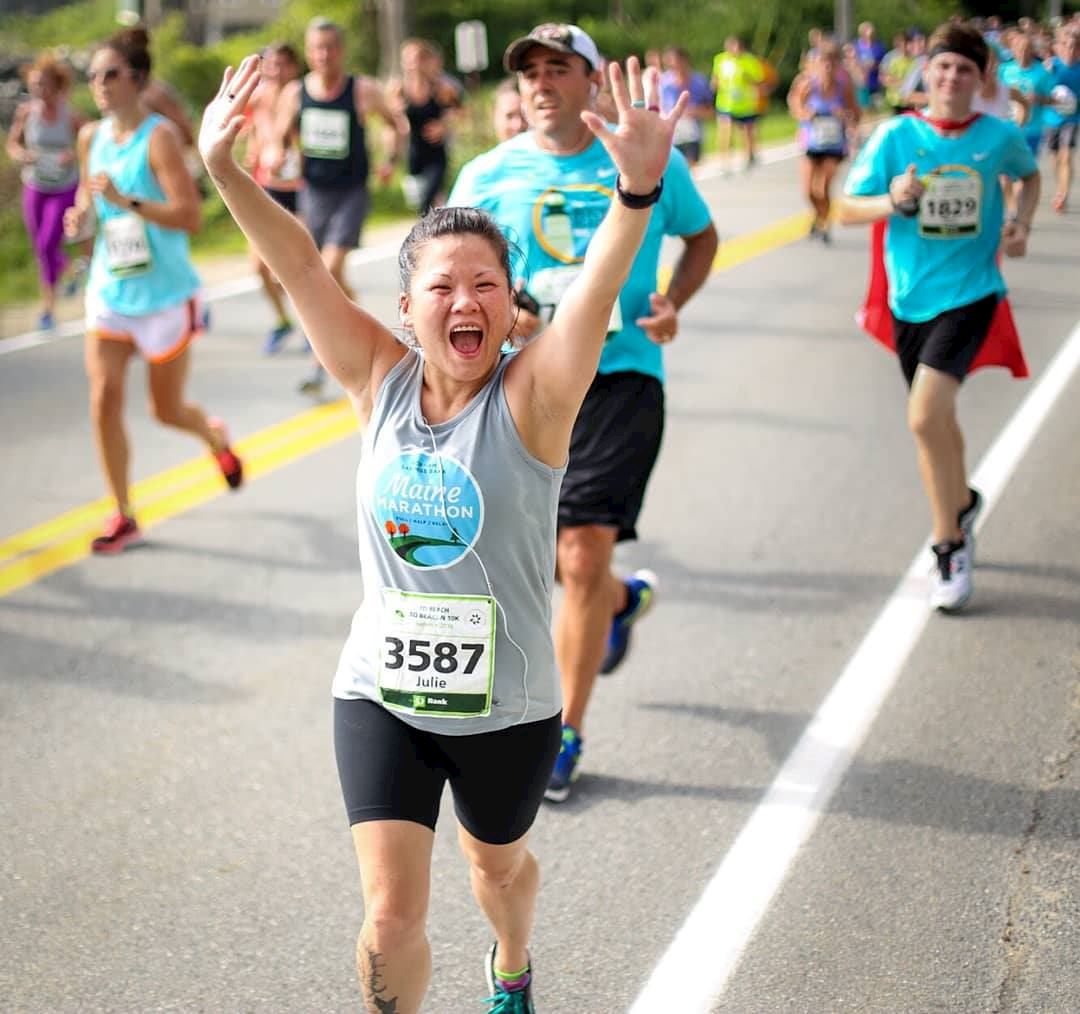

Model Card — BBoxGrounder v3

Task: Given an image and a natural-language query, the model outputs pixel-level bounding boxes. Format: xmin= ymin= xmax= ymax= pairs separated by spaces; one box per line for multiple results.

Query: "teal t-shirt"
xmin=1046 ymin=57 xmax=1080 ymax=128
xmin=844 ymin=114 xmax=1037 ymax=323
xmin=999 ymin=60 xmax=1054 ymax=136
xmin=447 ymin=132 xmax=712 ymax=383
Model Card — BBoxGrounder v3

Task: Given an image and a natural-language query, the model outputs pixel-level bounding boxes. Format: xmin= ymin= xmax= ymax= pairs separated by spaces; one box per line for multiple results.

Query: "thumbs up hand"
xmin=889 ymin=163 xmax=925 ymax=215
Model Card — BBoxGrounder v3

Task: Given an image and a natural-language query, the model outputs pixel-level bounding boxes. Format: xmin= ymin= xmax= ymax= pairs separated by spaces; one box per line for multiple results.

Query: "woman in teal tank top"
xmin=200 ymin=50 xmax=688 ymax=1013
xmin=65 ymin=26 xmax=243 ymax=555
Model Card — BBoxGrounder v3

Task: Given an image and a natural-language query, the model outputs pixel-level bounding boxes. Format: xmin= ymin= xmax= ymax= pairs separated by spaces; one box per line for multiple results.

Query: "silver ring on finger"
xmin=631 ymin=99 xmax=646 ymax=109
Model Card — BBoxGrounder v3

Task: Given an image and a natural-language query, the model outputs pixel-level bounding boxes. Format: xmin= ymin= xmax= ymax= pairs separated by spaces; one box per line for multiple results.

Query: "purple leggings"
xmin=22 ymin=183 xmax=77 ymax=289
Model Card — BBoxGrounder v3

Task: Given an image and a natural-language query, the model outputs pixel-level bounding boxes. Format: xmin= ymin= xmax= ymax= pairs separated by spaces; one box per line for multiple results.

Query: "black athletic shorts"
xmin=265 ymin=187 xmax=299 ymax=215
xmin=558 ymin=371 xmax=665 ymax=543
xmin=892 ymin=293 xmax=998 ymax=388
xmin=1046 ymin=122 xmax=1078 ymax=153
xmin=333 ymin=698 xmax=562 ymax=845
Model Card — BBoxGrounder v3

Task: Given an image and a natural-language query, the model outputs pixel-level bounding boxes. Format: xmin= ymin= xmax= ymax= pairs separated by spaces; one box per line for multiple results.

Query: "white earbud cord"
xmin=423 ymin=419 xmax=531 ymax=726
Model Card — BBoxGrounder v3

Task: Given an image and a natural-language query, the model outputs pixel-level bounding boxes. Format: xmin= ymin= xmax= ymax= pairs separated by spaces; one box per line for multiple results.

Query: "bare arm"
xmin=787 ymin=75 xmax=810 ymax=120
xmin=359 ymin=76 xmax=407 ymax=177
xmin=85 ymin=121 xmax=200 ymax=233
xmin=835 ymin=193 xmax=894 ymax=225
xmin=1012 ymin=171 xmax=1040 ymax=226
xmin=200 ymin=57 xmax=404 ymax=403
xmin=275 ymin=79 xmax=301 ymax=148
xmin=667 ymin=224 xmax=718 ymax=310
xmin=63 ymin=121 xmax=98 ymax=239
xmin=5 ymin=103 xmax=30 ymax=162
xmin=506 ymin=59 xmax=687 ymax=466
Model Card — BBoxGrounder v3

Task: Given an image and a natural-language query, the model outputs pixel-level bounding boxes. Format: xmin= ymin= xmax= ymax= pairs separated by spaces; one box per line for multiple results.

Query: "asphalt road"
xmin=1 ymin=148 xmax=1078 ymax=1014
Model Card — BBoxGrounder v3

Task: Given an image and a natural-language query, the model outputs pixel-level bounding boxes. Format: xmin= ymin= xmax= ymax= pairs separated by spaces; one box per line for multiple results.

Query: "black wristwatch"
xmin=616 ymin=176 xmax=663 ymax=209
xmin=127 ymin=196 xmax=142 ymax=212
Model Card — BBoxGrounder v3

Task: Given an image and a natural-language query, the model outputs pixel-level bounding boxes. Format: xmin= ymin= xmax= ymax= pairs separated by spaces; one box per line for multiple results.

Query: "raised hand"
xmin=199 ymin=55 xmax=262 ymax=178
xmin=581 ymin=56 xmax=688 ymax=196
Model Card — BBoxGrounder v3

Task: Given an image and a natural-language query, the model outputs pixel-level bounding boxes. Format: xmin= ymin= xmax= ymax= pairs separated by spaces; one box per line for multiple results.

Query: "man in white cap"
xmin=449 ymin=23 xmax=718 ymax=803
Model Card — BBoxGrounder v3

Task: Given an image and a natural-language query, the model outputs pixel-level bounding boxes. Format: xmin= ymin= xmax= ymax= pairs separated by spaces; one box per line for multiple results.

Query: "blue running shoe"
xmin=483 ymin=942 xmax=534 ymax=1013
xmin=263 ymin=320 xmax=294 ymax=355
xmin=38 ymin=311 xmax=55 ymax=332
xmin=599 ymin=569 xmax=658 ymax=675
xmin=544 ymin=724 xmax=582 ymax=803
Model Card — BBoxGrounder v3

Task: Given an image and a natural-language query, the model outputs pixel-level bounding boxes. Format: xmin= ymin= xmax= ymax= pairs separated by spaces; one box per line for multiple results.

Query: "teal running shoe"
xmin=483 ymin=942 xmax=534 ymax=1012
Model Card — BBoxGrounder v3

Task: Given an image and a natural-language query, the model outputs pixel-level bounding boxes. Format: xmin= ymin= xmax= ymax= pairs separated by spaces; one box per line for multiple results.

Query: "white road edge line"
xmin=628 ymin=318 xmax=1080 ymax=1014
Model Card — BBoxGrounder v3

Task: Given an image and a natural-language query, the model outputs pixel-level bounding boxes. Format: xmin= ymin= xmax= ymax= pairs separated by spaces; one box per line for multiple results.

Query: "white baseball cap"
xmin=504 ymin=23 xmax=600 ymax=72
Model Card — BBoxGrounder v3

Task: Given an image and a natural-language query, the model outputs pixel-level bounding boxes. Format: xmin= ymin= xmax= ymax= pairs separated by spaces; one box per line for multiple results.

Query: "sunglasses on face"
xmin=87 ymin=67 xmax=127 ymax=85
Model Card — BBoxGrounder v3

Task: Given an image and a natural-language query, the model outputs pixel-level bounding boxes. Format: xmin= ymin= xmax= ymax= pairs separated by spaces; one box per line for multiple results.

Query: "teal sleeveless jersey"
xmin=333 ymin=350 xmax=566 ymax=734
xmin=87 ymin=114 xmax=199 ymax=316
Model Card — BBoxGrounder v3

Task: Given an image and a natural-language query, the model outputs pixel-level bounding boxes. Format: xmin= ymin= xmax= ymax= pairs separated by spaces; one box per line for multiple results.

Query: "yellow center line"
xmin=0 ymin=209 xmax=812 ymax=599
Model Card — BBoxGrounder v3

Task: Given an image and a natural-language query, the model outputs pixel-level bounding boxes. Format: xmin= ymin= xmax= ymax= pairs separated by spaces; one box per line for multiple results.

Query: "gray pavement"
xmin=1 ymin=149 xmax=1078 ymax=1014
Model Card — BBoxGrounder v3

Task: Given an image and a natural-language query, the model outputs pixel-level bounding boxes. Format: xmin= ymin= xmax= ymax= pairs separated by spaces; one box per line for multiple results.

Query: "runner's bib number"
xmin=808 ymin=115 xmax=844 ymax=151
xmin=378 ymin=589 xmax=496 ymax=718
xmin=919 ymin=174 xmax=982 ymax=238
xmin=528 ymin=265 xmax=623 ymax=334
xmin=103 ymin=214 xmax=152 ymax=277
xmin=300 ymin=108 xmax=350 ymax=159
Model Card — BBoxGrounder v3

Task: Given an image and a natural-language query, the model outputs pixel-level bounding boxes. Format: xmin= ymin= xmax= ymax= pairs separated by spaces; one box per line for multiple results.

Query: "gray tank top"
xmin=333 ymin=349 xmax=566 ymax=734
xmin=22 ymin=100 xmax=79 ymax=192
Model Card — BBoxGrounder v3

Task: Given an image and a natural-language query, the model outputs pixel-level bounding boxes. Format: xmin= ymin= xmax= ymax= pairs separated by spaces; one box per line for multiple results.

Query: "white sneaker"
xmin=958 ymin=487 xmax=983 ymax=561
xmin=930 ymin=540 xmax=973 ymax=612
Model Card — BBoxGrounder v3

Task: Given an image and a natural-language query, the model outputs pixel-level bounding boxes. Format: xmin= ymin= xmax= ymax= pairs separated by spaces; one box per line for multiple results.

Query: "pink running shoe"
xmin=91 ymin=513 xmax=142 ymax=555
xmin=210 ymin=418 xmax=244 ymax=490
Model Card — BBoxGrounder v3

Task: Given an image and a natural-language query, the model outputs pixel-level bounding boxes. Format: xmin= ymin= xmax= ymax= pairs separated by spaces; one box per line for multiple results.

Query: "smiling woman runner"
xmin=199 ymin=52 xmax=686 ymax=1013
xmin=66 ymin=27 xmax=243 ymax=555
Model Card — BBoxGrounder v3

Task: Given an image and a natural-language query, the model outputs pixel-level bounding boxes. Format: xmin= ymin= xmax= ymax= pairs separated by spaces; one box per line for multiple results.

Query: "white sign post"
xmin=454 ymin=21 xmax=489 ymax=74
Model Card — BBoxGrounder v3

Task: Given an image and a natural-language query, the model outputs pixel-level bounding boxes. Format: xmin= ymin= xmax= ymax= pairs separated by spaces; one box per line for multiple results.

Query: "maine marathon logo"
xmin=372 ymin=451 xmax=484 ymax=569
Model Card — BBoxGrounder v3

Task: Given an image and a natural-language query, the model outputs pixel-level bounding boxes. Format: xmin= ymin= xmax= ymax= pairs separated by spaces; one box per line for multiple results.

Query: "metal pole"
xmin=1048 ymin=0 xmax=1063 ymax=21
xmin=835 ymin=0 xmax=852 ymax=42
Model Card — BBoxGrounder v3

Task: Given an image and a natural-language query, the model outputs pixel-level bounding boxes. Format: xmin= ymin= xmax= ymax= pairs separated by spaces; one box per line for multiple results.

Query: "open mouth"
xmin=449 ymin=325 xmax=484 ymax=356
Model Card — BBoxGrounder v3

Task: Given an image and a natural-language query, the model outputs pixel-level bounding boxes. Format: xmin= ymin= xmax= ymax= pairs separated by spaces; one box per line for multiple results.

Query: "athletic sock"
xmin=494 ymin=964 xmax=531 ymax=993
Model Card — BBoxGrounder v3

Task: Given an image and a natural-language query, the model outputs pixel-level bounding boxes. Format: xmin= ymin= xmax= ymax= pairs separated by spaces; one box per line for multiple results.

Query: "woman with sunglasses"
xmin=65 ymin=27 xmax=243 ymax=554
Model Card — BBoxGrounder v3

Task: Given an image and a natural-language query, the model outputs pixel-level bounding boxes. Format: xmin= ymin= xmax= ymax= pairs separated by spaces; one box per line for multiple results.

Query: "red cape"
xmin=856 ymin=219 xmax=1029 ymax=378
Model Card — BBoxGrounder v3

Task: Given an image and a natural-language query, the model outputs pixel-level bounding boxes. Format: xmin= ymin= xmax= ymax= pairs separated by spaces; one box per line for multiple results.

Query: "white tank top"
xmin=333 ymin=350 xmax=565 ymax=734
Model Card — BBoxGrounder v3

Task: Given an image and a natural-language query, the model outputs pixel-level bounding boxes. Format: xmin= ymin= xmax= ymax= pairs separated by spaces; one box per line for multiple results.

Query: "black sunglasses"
xmin=87 ymin=67 xmax=126 ymax=84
